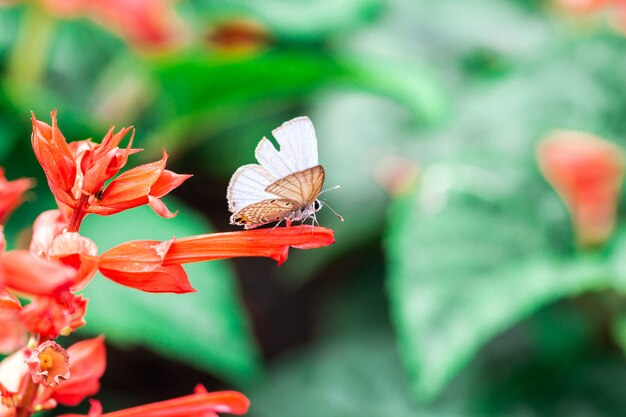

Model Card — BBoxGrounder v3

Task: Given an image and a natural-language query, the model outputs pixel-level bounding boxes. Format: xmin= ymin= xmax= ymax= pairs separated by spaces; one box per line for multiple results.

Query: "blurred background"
xmin=2 ymin=0 xmax=626 ymax=416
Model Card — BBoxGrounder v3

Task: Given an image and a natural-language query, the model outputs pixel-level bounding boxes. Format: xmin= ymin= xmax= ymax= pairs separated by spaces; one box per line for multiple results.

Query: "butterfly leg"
xmin=311 ymin=212 xmax=319 ymax=229
xmin=272 ymin=218 xmax=285 ymax=231
xmin=286 ymin=219 xmax=292 ymax=228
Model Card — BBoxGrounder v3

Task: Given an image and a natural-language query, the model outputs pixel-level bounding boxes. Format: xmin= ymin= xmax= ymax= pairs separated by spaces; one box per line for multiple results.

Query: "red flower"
xmin=0 ymin=168 xmax=33 ymax=225
xmin=98 ymin=226 xmax=335 ymax=293
xmin=31 ymin=111 xmax=190 ymax=231
xmin=555 ymin=0 xmax=626 ymax=32
xmin=38 ymin=0 xmax=188 ymax=51
xmin=59 ymin=385 xmax=249 ymax=417
xmin=37 ymin=336 xmax=106 ymax=407
xmin=26 ymin=341 xmax=70 ymax=387
xmin=537 ymin=130 xmax=624 ymax=246
xmin=19 ymin=294 xmax=88 ymax=338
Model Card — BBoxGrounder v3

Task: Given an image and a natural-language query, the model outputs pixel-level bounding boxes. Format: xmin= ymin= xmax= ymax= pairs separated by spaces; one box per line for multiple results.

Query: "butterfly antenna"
xmin=319 ymin=185 xmax=341 ymax=196
xmin=320 ymin=199 xmax=344 ymax=222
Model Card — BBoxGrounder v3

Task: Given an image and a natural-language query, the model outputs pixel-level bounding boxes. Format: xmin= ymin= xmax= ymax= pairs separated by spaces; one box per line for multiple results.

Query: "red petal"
xmin=0 ymin=251 xmax=75 ymax=296
xmin=150 ymin=170 xmax=192 ymax=198
xmin=0 ymin=168 xmax=34 ymax=225
xmin=164 ymin=226 xmax=335 ymax=266
xmin=89 ymin=152 xmax=168 ymax=215
xmin=99 ymin=263 xmax=193 ymax=294
xmin=30 ymin=210 xmax=69 ymax=255
xmin=147 ymin=195 xmax=177 ymax=218
xmin=31 ymin=111 xmax=77 ymax=201
xmin=82 ymin=127 xmax=134 ymax=195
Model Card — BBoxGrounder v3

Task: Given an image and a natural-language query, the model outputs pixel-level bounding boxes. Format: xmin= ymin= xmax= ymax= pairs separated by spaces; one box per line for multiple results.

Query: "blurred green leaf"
xmin=249 ymin=256 xmax=460 ymax=417
xmin=190 ymin=0 xmax=383 ymax=41
xmin=78 ymin=200 xmax=260 ymax=384
xmin=0 ymin=114 xmax=19 ymax=160
xmin=146 ymin=48 xmax=447 ymax=159
xmin=385 ymin=181 xmax=612 ymax=401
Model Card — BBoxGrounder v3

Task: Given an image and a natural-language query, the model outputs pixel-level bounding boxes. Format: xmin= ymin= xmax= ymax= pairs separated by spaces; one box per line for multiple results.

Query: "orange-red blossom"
xmin=0 ymin=336 xmax=105 ymax=414
xmin=31 ymin=110 xmax=191 ymax=232
xmin=99 ymin=226 xmax=336 ymax=293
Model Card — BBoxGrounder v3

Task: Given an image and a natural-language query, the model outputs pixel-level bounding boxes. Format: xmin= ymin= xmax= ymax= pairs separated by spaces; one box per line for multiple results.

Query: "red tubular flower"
xmin=98 ymin=238 xmax=192 ymax=294
xmin=37 ymin=336 xmax=106 ymax=407
xmin=0 ymin=168 xmax=33 ymax=225
xmin=98 ymin=226 xmax=335 ymax=293
xmin=537 ymin=130 xmax=624 ymax=246
xmin=31 ymin=111 xmax=190 ymax=231
xmin=59 ymin=385 xmax=249 ymax=417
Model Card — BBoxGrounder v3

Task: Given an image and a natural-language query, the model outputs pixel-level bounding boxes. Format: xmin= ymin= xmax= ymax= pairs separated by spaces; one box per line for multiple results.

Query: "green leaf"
xmin=78 ymin=199 xmax=260 ymax=384
xmin=189 ymin=0 xmax=383 ymax=41
xmin=144 ymin=48 xmax=447 ymax=159
xmin=0 ymin=114 xmax=20 ymax=161
xmin=385 ymin=175 xmax=612 ymax=401
xmin=249 ymin=257 xmax=459 ymax=417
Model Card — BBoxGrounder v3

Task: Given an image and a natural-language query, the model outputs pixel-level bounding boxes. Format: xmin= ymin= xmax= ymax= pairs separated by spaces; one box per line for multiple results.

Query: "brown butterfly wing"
xmin=230 ymin=198 xmax=298 ymax=229
xmin=265 ymin=165 xmax=325 ymax=206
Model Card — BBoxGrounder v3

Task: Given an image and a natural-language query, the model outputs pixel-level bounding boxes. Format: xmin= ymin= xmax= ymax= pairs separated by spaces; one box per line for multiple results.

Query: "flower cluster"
xmin=0 ymin=111 xmax=335 ymax=417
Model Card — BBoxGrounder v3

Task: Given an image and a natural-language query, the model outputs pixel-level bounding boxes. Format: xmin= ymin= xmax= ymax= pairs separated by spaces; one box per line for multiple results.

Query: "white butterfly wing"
xmin=255 ymin=116 xmax=318 ymax=178
xmin=226 ymin=164 xmax=277 ymax=213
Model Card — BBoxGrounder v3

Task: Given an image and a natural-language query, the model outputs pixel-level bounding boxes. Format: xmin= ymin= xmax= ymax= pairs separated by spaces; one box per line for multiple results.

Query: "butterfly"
xmin=227 ymin=116 xmax=342 ymax=229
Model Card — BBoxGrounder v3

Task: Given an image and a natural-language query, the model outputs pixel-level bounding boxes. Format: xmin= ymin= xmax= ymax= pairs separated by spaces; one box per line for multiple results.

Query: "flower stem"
xmin=67 ymin=195 xmax=90 ymax=232
xmin=14 ymin=376 xmax=37 ymax=417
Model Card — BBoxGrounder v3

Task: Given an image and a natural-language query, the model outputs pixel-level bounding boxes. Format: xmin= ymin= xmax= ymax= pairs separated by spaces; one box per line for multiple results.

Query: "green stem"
xmin=7 ymin=4 xmax=56 ymax=87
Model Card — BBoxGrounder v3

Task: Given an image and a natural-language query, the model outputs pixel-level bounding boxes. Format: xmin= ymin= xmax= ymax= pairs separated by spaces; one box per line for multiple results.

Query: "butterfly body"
xmin=227 ymin=117 xmax=329 ymax=229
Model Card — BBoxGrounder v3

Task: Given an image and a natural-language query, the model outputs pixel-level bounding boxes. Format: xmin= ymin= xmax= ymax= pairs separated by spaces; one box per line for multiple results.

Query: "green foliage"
xmin=385 ymin=187 xmax=613 ymax=400
xmin=78 ymin=201 xmax=261 ymax=384
xmin=4 ymin=0 xmax=626 ymax=412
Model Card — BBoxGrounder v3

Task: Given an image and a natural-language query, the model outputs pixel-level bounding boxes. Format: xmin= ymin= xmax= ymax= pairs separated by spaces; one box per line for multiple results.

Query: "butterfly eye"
xmin=313 ymin=200 xmax=322 ymax=211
